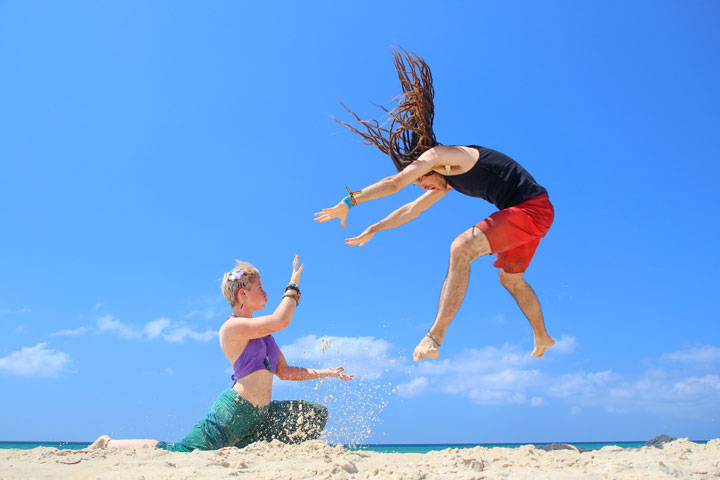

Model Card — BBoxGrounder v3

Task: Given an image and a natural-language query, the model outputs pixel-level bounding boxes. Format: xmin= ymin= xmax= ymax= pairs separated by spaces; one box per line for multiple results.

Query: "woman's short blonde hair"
xmin=221 ymin=260 xmax=260 ymax=306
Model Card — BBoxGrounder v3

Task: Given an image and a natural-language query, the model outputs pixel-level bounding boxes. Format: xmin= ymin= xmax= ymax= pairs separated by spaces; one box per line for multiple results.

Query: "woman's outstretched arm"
xmin=275 ymin=352 xmax=354 ymax=381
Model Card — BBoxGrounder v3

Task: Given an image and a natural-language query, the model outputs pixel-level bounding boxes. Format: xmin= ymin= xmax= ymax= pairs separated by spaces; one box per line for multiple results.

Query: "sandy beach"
xmin=1 ymin=438 xmax=718 ymax=480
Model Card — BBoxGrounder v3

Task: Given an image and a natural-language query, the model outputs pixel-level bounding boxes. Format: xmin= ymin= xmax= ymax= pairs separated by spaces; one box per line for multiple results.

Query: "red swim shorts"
xmin=476 ymin=194 xmax=554 ymax=274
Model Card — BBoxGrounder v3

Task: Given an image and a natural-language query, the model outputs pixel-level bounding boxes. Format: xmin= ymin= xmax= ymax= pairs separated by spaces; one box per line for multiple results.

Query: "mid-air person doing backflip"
xmin=315 ymin=48 xmax=555 ymax=362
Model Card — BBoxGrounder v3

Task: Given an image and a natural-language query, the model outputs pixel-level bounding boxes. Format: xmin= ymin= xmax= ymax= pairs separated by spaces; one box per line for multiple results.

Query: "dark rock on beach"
xmin=646 ymin=434 xmax=677 ymax=448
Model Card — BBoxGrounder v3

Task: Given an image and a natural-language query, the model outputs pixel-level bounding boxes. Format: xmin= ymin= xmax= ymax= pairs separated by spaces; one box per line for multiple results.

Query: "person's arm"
xmin=222 ymin=301 xmax=296 ymax=340
xmin=354 ymin=146 xmax=454 ymax=202
xmin=222 ymin=256 xmax=303 ymax=340
xmin=345 ymin=188 xmax=449 ymax=246
xmin=274 ymin=352 xmax=354 ymax=381
xmin=314 ymin=145 xmax=466 ymax=227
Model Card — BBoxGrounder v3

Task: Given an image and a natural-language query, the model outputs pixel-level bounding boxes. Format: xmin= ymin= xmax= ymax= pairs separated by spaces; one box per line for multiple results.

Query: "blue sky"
xmin=1 ymin=1 xmax=719 ymax=444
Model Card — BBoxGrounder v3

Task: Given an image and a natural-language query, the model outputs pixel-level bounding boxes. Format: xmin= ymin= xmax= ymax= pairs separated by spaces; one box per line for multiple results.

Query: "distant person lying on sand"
xmin=90 ymin=256 xmax=354 ymax=451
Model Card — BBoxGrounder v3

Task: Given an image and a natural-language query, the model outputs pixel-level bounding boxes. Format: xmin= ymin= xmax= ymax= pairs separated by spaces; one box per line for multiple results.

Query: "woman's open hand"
xmin=326 ymin=367 xmax=354 ymax=381
xmin=290 ymin=255 xmax=304 ymax=285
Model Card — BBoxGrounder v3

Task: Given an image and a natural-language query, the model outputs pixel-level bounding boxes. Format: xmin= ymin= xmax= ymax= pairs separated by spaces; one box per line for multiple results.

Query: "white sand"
xmin=1 ymin=438 xmax=718 ymax=479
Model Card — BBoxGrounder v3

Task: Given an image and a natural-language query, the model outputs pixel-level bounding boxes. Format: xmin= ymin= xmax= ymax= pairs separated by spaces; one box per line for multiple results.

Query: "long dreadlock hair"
xmin=335 ymin=47 xmax=437 ymax=171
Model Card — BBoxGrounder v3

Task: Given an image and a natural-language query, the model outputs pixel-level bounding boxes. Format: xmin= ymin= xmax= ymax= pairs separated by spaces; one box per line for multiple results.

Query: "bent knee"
xmin=450 ymin=229 xmax=490 ymax=262
xmin=449 ymin=237 xmax=471 ymax=262
xmin=498 ymin=270 xmax=524 ymax=290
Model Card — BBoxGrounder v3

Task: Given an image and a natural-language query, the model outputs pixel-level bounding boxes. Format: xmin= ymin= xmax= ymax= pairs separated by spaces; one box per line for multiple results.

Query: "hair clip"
xmin=228 ymin=270 xmax=245 ymax=281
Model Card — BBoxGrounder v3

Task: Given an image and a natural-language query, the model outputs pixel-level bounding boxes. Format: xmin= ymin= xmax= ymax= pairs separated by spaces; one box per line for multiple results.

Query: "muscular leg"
xmin=498 ymin=270 xmax=554 ymax=358
xmin=413 ymin=226 xmax=491 ymax=362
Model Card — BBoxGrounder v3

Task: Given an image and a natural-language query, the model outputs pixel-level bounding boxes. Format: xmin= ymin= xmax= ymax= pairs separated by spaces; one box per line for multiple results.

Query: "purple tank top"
xmin=231 ymin=335 xmax=281 ymax=383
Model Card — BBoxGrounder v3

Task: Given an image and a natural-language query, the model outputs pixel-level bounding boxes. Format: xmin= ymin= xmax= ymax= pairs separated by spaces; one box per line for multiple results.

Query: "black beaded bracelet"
xmin=285 ymin=283 xmax=300 ymax=294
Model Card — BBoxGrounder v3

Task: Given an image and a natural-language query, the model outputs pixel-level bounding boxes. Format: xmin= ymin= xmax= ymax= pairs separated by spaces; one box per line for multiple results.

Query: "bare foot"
xmin=88 ymin=435 xmax=111 ymax=449
xmin=413 ymin=336 xmax=440 ymax=362
xmin=531 ymin=336 xmax=555 ymax=358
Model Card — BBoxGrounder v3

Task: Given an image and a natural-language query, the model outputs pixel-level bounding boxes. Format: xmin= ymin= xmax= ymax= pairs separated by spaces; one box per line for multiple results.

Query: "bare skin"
xmin=413 ymin=226 xmax=491 ymax=361
xmin=315 ymin=145 xmax=554 ymax=361
xmin=92 ymin=256 xmax=353 ymax=450
xmin=412 ymin=228 xmax=554 ymax=361
xmin=498 ymin=270 xmax=555 ymax=358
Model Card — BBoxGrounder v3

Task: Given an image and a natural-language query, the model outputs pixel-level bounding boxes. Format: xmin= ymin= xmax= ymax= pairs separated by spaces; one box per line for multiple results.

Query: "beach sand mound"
xmin=1 ymin=438 xmax=718 ymax=479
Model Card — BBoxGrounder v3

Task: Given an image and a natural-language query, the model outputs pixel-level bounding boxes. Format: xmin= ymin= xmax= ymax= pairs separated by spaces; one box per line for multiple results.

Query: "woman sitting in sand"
xmin=91 ymin=255 xmax=354 ymax=451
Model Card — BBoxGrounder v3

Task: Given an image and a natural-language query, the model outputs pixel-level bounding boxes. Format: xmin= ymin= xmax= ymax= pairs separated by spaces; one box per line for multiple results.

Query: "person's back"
xmin=442 ymin=146 xmax=547 ymax=210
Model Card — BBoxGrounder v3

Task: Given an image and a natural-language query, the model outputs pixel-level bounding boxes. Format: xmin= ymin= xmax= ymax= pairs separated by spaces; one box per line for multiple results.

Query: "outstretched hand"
xmin=290 ymin=255 xmax=304 ymax=285
xmin=314 ymin=202 xmax=349 ymax=228
xmin=345 ymin=229 xmax=375 ymax=247
xmin=326 ymin=367 xmax=354 ymax=381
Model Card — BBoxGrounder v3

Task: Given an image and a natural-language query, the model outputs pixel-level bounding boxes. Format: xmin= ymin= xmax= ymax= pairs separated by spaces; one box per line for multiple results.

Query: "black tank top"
xmin=442 ymin=146 xmax=547 ymax=210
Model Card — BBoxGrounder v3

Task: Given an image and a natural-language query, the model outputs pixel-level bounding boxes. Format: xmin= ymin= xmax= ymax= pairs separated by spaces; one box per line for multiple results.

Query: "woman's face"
xmin=240 ymin=277 xmax=268 ymax=310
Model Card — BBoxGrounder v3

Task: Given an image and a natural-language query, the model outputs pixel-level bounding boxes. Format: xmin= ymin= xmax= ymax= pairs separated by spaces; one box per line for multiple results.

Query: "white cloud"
xmin=280 ymin=335 xmax=401 ymax=378
xmin=397 ymin=340 xmax=720 ymax=417
xmin=282 ymin=335 xmax=392 ymax=360
xmin=549 ymin=370 xmax=617 ymax=398
xmin=543 ymin=359 xmax=720 ymax=417
xmin=469 ymin=389 xmax=527 ymax=405
xmin=396 ymin=376 xmax=429 ymax=397
xmin=552 ymin=334 xmax=577 ymax=354
xmin=0 ymin=343 xmax=71 ymax=377
xmin=662 ymin=345 xmax=720 ymax=364
xmin=415 ymin=343 xmax=534 ymax=377
xmin=51 ymin=327 xmax=90 ymax=337
xmin=98 ymin=315 xmax=138 ymax=338
xmin=672 ymin=375 xmax=720 ymax=395
xmin=407 ymin=344 xmax=542 ymax=405
xmin=547 ymin=371 xmax=720 ymax=417
xmin=97 ymin=315 xmax=217 ymax=343
xmin=185 ymin=308 xmax=219 ymax=321
xmin=144 ymin=318 xmax=171 ymax=339
xmin=412 ymin=358 xmax=453 ymax=376
xmin=162 ymin=326 xmax=217 ymax=343
xmin=450 ymin=368 xmax=541 ymax=405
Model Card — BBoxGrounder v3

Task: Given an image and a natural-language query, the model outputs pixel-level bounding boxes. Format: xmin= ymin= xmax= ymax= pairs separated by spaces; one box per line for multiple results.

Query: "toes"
xmin=531 ymin=347 xmax=546 ymax=359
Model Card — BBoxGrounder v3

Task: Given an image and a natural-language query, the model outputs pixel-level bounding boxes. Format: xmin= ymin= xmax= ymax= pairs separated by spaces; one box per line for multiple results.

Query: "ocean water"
xmin=1 ymin=440 xmax=706 ymax=453
xmin=0 ymin=442 xmax=91 ymax=451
